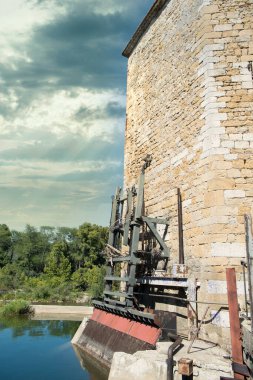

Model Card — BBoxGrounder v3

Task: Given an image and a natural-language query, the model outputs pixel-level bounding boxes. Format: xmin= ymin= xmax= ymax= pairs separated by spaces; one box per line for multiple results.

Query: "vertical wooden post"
xmin=226 ymin=268 xmax=245 ymax=380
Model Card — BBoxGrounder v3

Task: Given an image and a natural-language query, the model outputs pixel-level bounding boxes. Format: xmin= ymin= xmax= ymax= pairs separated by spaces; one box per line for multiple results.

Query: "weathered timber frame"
xmin=98 ymin=155 xmax=170 ymax=309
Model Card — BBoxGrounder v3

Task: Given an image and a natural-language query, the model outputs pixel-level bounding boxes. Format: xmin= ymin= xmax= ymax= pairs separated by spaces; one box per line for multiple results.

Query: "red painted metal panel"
xmin=110 ymin=315 xmax=133 ymax=335
xmin=129 ymin=322 xmax=161 ymax=345
xmin=97 ymin=311 xmax=114 ymax=326
xmin=94 ymin=310 xmax=134 ymax=335
xmin=90 ymin=309 xmax=161 ymax=345
xmin=90 ymin=308 xmax=102 ymax=321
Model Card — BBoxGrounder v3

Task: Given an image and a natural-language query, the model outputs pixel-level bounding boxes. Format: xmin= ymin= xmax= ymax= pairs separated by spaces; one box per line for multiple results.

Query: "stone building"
xmin=122 ymin=0 xmax=253 ymax=348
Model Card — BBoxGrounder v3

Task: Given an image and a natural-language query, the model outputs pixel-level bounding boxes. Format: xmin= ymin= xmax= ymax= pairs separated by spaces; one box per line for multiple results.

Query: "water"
xmin=0 ymin=317 xmax=108 ymax=380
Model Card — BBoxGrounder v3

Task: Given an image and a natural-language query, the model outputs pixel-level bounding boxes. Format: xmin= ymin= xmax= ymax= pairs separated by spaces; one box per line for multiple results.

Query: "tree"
xmin=71 ymin=268 xmax=86 ymax=289
xmin=76 ymin=223 xmax=108 ymax=268
xmin=40 ymin=226 xmax=56 ymax=244
xmin=55 ymin=227 xmax=77 ymax=243
xmin=84 ymin=265 xmax=106 ymax=298
xmin=0 ymin=224 xmax=12 ymax=267
xmin=0 ymin=263 xmax=25 ymax=289
xmin=55 ymin=227 xmax=81 ymax=270
xmin=12 ymin=225 xmax=51 ymax=274
xmin=44 ymin=241 xmax=71 ymax=281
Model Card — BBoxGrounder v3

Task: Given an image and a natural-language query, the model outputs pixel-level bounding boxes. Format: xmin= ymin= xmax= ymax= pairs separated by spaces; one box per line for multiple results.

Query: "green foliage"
xmin=0 ymin=222 xmax=108 ymax=304
xmin=0 ymin=224 xmax=12 ymax=267
xmin=0 ymin=299 xmax=32 ymax=317
xmin=77 ymin=223 xmax=107 ymax=268
xmin=48 ymin=283 xmax=79 ymax=303
xmin=84 ymin=265 xmax=106 ymax=298
xmin=33 ymin=286 xmax=51 ymax=300
xmin=44 ymin=241 xmax=71 ymax=281
xmin=11 ymin=225 xmax=51 ymax=274
xmin=71 ymin=268 xmax=86 ymax=289
xmin=23 ymin=276 xmax=51 ymax=300
xmin=0 ymin=263 xmax=26 ymax=290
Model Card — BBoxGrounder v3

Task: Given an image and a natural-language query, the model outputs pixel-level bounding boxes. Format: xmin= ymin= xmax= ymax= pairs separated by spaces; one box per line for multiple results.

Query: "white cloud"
xmin=1 ymin=88 xmax=125 ymax=138
xmin=0 ymin=0 xmax=57 ymax=33
xmin=0 ymin=0 xmax=153 ymax=230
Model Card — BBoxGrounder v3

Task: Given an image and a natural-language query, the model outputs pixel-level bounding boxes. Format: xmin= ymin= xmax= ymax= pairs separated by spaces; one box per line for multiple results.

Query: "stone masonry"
xmin=123 ymin=0 xmax=253 ymax=348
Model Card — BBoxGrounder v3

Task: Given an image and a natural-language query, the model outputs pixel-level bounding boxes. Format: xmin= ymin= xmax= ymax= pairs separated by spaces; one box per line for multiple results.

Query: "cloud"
xmin=75 ymin=101 xmax=125 ymax=121
xmin=0 ymin=158 xmax=123 ymax=229
xmin=0 ymin=135 xmax=123 ymax=162
xmin=0 ymin=0 xmax=154 ymax=230
xmin=0 ymin=0 xmax=154 ymax=102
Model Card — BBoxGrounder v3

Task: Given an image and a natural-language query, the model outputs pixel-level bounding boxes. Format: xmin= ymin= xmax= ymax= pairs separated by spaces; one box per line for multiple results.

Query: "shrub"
xmin=0 ymin=299 xmax=33 ymax=317
xmin=85 ymin=265 xmax=106 ymax=298
xmin=32 ymin=286 xmax=51 ymax=300
xmin=0 ymin=264 xmax=26 ymax=290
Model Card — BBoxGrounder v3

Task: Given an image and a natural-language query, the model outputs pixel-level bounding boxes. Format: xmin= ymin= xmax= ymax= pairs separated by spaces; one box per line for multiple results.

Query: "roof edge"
xmin=122 ymin=0 xmax=168 ymax=58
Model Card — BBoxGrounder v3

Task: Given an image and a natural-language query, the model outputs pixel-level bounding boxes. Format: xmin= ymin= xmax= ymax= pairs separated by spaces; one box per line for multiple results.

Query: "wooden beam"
xmin=226 ymin=268 xmax=245 ymax=380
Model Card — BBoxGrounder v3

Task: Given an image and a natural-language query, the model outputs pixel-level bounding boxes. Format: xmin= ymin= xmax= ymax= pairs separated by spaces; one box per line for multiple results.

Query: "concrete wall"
xmin=109 ymin=340 xmax=234 ymax=380
xmin=124 ymin=0 xmax=253 ymax=348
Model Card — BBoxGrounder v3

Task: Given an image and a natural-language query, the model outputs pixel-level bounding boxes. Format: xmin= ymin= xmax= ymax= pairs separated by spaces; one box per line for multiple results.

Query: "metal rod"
xmin=133 ymin=291 xmax=229 ymax=306
xmin=244 ymin=214 xmax=253 ymax=334
xmin=167 ymin=335 xmax=182 ymax=380
xmin=187 ymin=306 xmax=209 ymax=353
xmin=177 ymin=188 xmax=184 ymax=264
xmin=241 ymin=261 xmax=248 ymax=318
xmin=226 ymin=268 xmax=245 ymax=380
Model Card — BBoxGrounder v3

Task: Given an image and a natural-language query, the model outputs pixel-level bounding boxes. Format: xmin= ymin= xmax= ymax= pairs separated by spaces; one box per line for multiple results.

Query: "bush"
xmin=71 ymin=268 xmax=87 ymax=290
xmin=32 ymin=286 xmax=51 ymax=300
xmin=0 ymin=299 xmax=33 ymax=317
xmin=0 ymin=264 xmax=26 ymax=290
xmin=84 ymin=265 xmax=106 ymax=298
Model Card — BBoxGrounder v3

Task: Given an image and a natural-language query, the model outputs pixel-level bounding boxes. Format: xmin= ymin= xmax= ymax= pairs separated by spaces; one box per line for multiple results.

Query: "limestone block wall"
xmin=124 ymin=0 xmax=253 ymax=348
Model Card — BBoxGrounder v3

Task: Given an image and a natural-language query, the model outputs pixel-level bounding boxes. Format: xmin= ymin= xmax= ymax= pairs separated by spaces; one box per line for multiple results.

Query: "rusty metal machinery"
xmin=94 ymin=154 xmax=170 ymax=314
xmin=78 ymin=156 xmax=184 ymax=366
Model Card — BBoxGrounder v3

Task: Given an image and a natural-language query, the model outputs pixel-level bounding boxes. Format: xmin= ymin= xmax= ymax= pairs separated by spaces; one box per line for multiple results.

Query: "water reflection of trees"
xmin=0 ymin=317 xmax=79 ymax=339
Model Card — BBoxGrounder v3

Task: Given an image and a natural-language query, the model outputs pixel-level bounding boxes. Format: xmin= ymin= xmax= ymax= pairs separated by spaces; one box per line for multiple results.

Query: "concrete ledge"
xmin=71 ymin=317 xmax=89 ymax=344
xmin=31 ymin=305 xmax=93 ymax=321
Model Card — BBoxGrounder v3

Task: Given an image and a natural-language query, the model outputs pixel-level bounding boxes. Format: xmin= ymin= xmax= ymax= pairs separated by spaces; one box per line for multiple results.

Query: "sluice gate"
xmin=73 ymin=156 xmax=184 ymax=367
xmin=72 ymin=156 xmax=253 ymax=379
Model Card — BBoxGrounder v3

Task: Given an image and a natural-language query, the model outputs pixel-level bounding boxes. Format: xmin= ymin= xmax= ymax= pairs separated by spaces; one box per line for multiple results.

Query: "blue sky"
xmin=0 ymin=0 xmax=154 ymax=230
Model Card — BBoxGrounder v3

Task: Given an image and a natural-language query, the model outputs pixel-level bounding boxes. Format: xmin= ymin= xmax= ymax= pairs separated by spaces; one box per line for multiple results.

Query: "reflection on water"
xmin=0 ymin=317 xmax=108 ymax=380
xmin=73 ymin=346 xmax=109 ymax=380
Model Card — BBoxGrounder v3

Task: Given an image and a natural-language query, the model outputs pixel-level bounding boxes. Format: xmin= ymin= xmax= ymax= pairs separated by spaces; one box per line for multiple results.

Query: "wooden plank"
xmin=226 ymin=268 xmax=245 ymax=380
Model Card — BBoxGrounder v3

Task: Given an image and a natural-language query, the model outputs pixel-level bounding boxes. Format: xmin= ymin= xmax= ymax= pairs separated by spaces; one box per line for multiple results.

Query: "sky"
xmin=0 ymin=0 xmax=154 ymax=230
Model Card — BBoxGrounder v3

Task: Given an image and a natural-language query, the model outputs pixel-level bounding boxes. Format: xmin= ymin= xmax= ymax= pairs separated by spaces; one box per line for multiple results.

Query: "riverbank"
xmin=31 ymin=305 xmax=93 ymax=321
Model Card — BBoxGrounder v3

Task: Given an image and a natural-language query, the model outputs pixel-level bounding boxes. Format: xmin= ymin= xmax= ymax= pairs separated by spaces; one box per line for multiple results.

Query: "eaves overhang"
xmin=122 ymin=0 xmax=169 ymax=58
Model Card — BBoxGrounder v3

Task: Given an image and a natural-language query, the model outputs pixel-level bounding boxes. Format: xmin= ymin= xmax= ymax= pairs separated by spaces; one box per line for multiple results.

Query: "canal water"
xmin=0 ymin=317 xmax=109 ymax=380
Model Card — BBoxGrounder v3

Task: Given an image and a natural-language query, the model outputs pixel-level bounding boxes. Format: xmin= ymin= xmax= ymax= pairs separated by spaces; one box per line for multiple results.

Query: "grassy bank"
xmin=0 ymin=300 xmax=33 ymax=317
